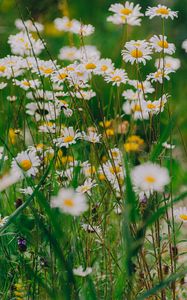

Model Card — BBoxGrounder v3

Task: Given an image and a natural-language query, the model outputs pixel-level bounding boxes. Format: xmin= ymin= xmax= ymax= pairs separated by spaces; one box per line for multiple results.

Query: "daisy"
xmin=0 ymin=169 xmax=21 ymax=192
xmin=155 ymin=56 xmax=181 ymax=71
xmin=109 ymin=148 xmax=123 ymax=162
xmin=11 ymin=150 xmax=41 ymax=178
xmin=145 ymin=5 xmax=178 ymax=20
xmin=26 ymin=102 xmax=60 ymax=121
xmin=14 ymin=79 xmax=40 ymax=90
xmin=81 ymin=131 xmax=101 ymax=143
xmin=58 ymin=46 xmax=80 ymax=61
xmin=81 ymin=161 xmax=96 ymax=177
xmin=73 ymin=266 xmax=92 ymax=277
xmin=79 ymin=45 xmax=101 ymax=61
xmin=108 ymin=2 xmax=143 ymax=26
xmin=107 ymin=14 xmax=142 ymax=26
xmin=76 ymin=178 xmax=97 ymax=196
xmin=122 ymin=100 xmax=149 ymax=120
xmin=75 ymin=24 xmax=95 ymax=36
xmin=122 ymin=40 xmax=152 ymax=65
xmin=182 ymin=40 xmax=187 ymax=53
xmin=162 ymin=142 xmax=175 ymax=150
xmin=128 ymin=80 xmax=155 ymax=94
xmin=75 ymin=89 xmax=96 ymax=101
xmin=35 ymin=60 xmax=57 ymax=77
xmin=54 ymin=17 xmax=81 ymax=33
xmin=104 ymin=68 xmax=128 ymax=86
xmin=0 ymin=215 xmax=9 ymax=228
xmin=122 ymin=89 xmax=139 ymax=101
xmin=15 ymin=19 xmax=44 ymax=32
xmin=38 ymin=122 xmax=56 ymax=134
xmin=145 ymin=94 xmax=168 ymax=114
xmin=147 ymin=69 xmax=174 ymax=84
xmin=51 ymin=188 xmax=88 ymax=216
xmin=8 ymin=31 xmax=44 ymax=56
xmin=131 ymin=162 xmax=170 ymax=193
xmin=95 ymin=58 xmax=114 ymax=75
xmin=174 ymin=207 xmax=187 ymax=223
xmin=53 ymin=127 xmax=80 ymax=148
xmin=150 ymin=35 xmax=175 ymax=55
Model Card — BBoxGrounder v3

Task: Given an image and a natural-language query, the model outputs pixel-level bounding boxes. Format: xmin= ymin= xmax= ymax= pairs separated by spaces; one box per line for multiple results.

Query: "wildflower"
xmin=26 ymin=102 xmax=60 ymax=121
xmin=54 ymin=16 xmax=81 ymax=33
xmin=58 ymin=46 xmax=80 ymax=61
xmin=162 ymin=142 xmax=175 ymax=150
xmin=15 ymin=19 xmax=44 ymax=32
xmin=53 ymin=127 xmax=81 ymax=148
xmin=174 ymin=207 xmax=187 ymax=223
xmin=81 ymin=131 xmax=102 ymax=143
xmin=147 ymin=69 xmax=174 ymax=84
xmin=145 ymin=5 xmax=178 ymax=20
xmin=104 ymin=68 xmax=128 ymax=86
xmin=182 ymin=40 xmax=187 ymax=53
xmin=75 ymin=89 xmax=96 ymax=100
xmin=122 ymin=100 xmax=149 ymax=120
xmin=75 ymin=24 xmax=95 ymax=36
xmin=155 ymin=56 xmax=181 ymax=71
xmin=51 ymin=188 xmax=88 ymax=216
xmin=39 ymin=122 xmax=56 ymax=134
xmin=73 ymin=266 xmax=92 ymax=277
xmin=0 ymin=215 xmax=9 ymax=228
xmin=150 ymin=35 xmax=175 ymax=55
xmin=8 ymin=31 xmax=44 ymax=56
xmin=122 ymin=40 xmax=152 ymax=65
xmin=95 ymin=58 xmax=114 ymax=75
xmin=131 ymin=162 xmax=170 ymax=193
xmin=14 ymin=79 xmax=40 ymax=90
xmin=108 ymin=2 xmax=143 ymax=26
xmin=128 ymin=79 xmax=155 ymax=94
xmin=11 ymin=150 xmax=41 ymax=178
xmin=76 ymin=178 xmax=97 ymax=196
xmin=124 ymin=135 xmax=144 ymax=152
xmin=0 ymin=170 xmax=21 ymax=192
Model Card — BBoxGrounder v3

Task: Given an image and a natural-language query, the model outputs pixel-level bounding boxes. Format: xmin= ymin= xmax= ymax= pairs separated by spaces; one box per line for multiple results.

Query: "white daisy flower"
xmin=122 ymin=100 xmax=149 ymax=120
xmin=104 ymin=68 xmax=128 ymax=86
xmin=131 ymin=162 xmax=170 ymax=193
xmin=38 ymin=122 xmax=56 ymax=134
xmin=0 ymin=215 xmax=9 ymax=228
xmin=147 ymin=69 xmax=174 ymax=84
xmin=81 ymin=131 xmax=101 ymax=144
xmin=122 ymin=40 xmax=152 ymax=65
xmin=15 ymin=19 xmax=44 ymax=32
xmin=53 ymin=127 xmax=80 ymax=148
xmin=0 ymin=169 xmax=21 ymax=192
xmin=8 ymin=31 xmax=44 ymax=56
xmin=150 ymin=35 xmax=175 ymax=55
xmin=11 ymin=150 xmax=41 ymax=178
xmin=122 ymin=89 xmax=139 ymax=101
xmin=174 ymin=207 xmax=187 ymax=223
xmin=182 ymin=40 xmax=187 ymax=53
xmin=26 ymin=102 xmax=60 ymax=122
xmin=58 ymin=46 xmax=80 ymax=61
xmin=155 ymin=56 xmax=181 ymax=71
xmin=14 ymin=79 xmax=40 ymax=90
xmin=73 ymin=266 xmax=92 ymax=277
xmin=74 ymin=24 xmax=95 ymax=36
xmin=51 ymin=188 xmax=88 ymax=216
xmin=54 ymin=17 xmax=81 ymax=33
xmin=107 ymin=14 xmax=142 ymax=26
xmin=145 ymin=5 xmax=178 ymax=20
xmin=76 ymin=178 xmax=97 ymax=196
xmin=128 ymin=80 xmax=155 ymax=94
xmin=145 ymin=94 xmax=168 ymax=114
xmin=79 ymin=45 xmax=101 ymax=61
xmin=162 ymin=142 xmax=175 ymax=150
xmin=95 ymin=58 xmax=114 ymax=75
xmin=75 ymin=89 xmax=96 ymax=100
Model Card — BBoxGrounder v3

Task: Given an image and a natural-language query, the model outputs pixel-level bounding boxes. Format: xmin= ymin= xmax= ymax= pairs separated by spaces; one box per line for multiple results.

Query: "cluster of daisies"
xmin=1 ymin=2 xmax=187 ymax=234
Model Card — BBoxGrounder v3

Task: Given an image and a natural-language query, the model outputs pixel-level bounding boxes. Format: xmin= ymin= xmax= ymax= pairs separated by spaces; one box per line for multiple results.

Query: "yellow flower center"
xmin=179 ymin=214 xmax=187 ymax=221
xmin=156 ymin=7 xmax=169 ymax=15
xmin=0 ymin=65 xmax=6 ymax=72
xmin=145 ymin=176 xmax=156 ymax=183
xmin=101 ymin=65 xmax=108 ymax=71
xmin=85 ymin=63 xmax=96 ymax=70
xmin=63 ymin=136 xmax=74 ymax=143
xmin=64 ymin=198 xmax=74 ymax=207
xmin=39 ymin=67 xmax=54 ymax=74
xmin=65 ymin=21 xmax=73 ymax=28
xmin=22 ymin=81 xmax=30 ymax=86
xmin=157 ymin=40 xmax=169 ymax=48
xmin=131 ymin=49 xmax=143 ymax=58
xmin=120 ymin=8 xmax=132 ymax=15
xmin=147 ymin=103 xmax=156 ymax=109
xmin=58 ymin=73 xmax=68 ymax=80
xmin=112 ymin=75 xmax=122 ymax=82
xmin=20 ymin=159 xmax=32 ymax=171
xmin=155 ymin=71 xmax=163 ymax=78
xmin=133 ymin=104 xmax=141 ymax=112
xmin=109 ymin=166 xmax=121 ymax=174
